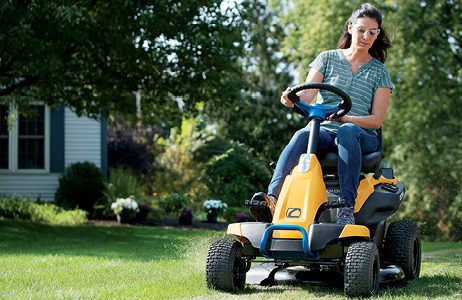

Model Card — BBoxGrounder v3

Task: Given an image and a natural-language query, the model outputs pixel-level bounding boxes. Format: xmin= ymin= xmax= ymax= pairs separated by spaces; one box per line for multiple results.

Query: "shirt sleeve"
xmin=378 ymin=66 xmax=395 ymax=93
xmin=308 ymin=51 xmax=328 ymax=75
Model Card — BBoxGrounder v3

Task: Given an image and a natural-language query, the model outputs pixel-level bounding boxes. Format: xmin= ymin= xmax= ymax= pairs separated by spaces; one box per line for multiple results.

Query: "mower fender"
xmin=227 ymin=222 xmax=271 ymax=248
xmin=308 ymin=224 xmax=370 ymax=250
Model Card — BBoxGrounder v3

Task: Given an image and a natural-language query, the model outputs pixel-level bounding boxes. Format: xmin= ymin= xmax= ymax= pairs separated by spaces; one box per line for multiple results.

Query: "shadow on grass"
xmin=0 ymin=219 xmax=217 ymax=261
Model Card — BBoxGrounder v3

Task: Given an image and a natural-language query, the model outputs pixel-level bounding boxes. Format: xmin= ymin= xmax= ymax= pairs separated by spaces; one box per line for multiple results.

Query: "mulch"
xmin=87 ymin=218 xmax=230 ymax=231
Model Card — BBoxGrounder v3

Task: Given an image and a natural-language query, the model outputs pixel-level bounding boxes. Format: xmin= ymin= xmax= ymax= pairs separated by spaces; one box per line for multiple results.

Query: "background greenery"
xmin=2 ymin=0 xmax=462 ymax=240
xmin=0 ymin=196 xmax=88 ymax=225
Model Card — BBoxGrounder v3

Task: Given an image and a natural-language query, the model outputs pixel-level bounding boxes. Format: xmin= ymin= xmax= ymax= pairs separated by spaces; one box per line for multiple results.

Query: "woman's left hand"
xmin=327 ymin=113 xmax=347 ymax=123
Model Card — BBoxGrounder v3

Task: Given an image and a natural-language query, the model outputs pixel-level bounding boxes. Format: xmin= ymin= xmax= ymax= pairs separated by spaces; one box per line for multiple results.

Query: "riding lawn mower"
xmin=205 ymin=83 xmax=421 ymax=298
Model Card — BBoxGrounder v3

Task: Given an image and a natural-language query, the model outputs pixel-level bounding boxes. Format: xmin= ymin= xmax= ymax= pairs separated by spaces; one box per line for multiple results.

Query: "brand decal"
xmin=327 ymin=188 xmax=341 ymax=195
xmin=286 ymin=208 xmax=302 ymax=218
xmin=399 ymin=191 xmax=405 ymax=202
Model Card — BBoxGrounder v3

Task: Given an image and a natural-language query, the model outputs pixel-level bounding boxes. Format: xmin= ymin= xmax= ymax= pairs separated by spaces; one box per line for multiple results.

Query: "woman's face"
xmin=348 ymin=17 xmax=380 ymax=50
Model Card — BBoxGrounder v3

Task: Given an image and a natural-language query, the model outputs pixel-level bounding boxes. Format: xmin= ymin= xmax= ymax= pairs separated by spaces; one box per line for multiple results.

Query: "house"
xmin=0 ymin=104 xmax=107 ymax=202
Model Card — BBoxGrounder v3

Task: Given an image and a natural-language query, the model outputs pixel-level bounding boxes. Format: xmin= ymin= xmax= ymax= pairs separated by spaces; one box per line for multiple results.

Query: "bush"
xmin=158 ymin=193 xmax=191 ymax=216
xmin=105 ymin=167 xmax=140 ymax=204
xmin=55 ymin=161 xmax=107 ymax=219
xmin=107 ymin=123 xmax=157 ymax=175
xmin=203 ymin=142 xmax=272 ymax=207
xmin=0 ymin=196 xmax=88 ymax=225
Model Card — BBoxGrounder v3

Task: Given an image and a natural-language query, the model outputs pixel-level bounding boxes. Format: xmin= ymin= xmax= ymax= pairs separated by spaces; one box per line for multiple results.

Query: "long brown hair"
xmin=337 ymin=3 xmax=393 ymax=63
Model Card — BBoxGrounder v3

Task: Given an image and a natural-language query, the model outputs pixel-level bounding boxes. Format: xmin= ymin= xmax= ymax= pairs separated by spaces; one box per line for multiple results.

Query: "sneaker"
xmin=252 ymin=192 xmax=278 ymax=216
xmin=249 ymin=206 xmax=272 ymax=223
xmin=337 ymin=206 xmax=355 ymax=225
xmin=249 ymin=192 xmax=278 ymax=222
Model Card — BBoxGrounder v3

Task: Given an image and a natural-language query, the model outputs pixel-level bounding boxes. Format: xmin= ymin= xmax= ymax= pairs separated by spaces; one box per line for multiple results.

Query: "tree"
xmin=383 ymin=0 xmax=462 ymax=241
xmin=205 ymin=0 xmax=305 ymax=162
xmin=0 ymin=0 xmax=246 ymax=119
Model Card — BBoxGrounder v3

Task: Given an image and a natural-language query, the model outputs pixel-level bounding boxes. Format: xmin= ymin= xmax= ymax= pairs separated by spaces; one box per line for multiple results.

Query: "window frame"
xmin=0 ymin=103 xmax=50 ymax=174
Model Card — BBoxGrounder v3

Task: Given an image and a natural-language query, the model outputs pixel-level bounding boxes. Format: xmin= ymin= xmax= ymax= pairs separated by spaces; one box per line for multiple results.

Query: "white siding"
xmin=65 ymin=107 xmax=101 ymax=168
xmin=0 ymin=173 xmax=61 ymax=202
xmin=0 ymin=108 xmax=102 ymax=202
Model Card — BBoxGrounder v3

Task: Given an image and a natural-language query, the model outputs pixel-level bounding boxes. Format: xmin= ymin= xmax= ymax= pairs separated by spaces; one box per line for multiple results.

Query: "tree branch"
xmin=0 ymin=77 xmax=38 ymax=97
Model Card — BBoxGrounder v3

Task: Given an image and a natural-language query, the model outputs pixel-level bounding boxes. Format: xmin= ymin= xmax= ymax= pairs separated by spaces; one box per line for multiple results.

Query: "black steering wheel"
xmin=286 ymin=83 xmax=352 ymax=119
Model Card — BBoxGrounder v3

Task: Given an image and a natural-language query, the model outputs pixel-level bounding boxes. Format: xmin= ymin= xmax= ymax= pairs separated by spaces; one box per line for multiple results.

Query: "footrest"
xmin=244 ymin=200 xmax=268 ymax=208
xmin=324 ymin=199 xmax=346 ymax=209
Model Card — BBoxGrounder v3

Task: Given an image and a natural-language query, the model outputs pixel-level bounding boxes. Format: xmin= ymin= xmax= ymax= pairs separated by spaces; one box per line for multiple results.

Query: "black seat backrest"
xmin=319 ymin=127 xmax=382 ymax=174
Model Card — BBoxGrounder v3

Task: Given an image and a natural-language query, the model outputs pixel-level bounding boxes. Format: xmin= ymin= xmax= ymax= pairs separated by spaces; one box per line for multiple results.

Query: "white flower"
xmin=111 ymin=197 xmax=139 ymax=216
xmin=203 ymin=200 xmax=227 ymax=215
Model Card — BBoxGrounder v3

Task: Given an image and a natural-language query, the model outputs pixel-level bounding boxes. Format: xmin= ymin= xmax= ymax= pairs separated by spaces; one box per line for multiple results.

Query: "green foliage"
xmin=158 ymin=193 xmax=192 ymax=216
xmin=205 ymin=0 xmax=305 ymax=161
xmin=105 ymin=167 xmax=141 ymax=204
xmin=382 ymin=0 xmax=462 ymax=241
xmin=55 ymin=162 xmax=107 ymax=219
xmin=1 ymin=0 xmax=246 ymax=120
xmin=150 ymin=117 xmax=212 ymax=201
xmin=273 ymin=0 xmax=359 ymax=82
xmin=0 ymin=196 xmax=88 ymax=225
xmin=203 ymin=141 xmax=272 ymax=207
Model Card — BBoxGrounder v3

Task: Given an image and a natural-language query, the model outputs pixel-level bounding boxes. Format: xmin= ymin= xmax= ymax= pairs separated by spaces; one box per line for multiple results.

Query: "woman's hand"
xmin=279 ymin=68 xmax=324 ymax=108
xmin=280 ymin=87 xmax=295 ymax=108
xmin=326 ymin=87 xmax=391 ymax=129
xmin=327 ymin=113 xmax=347 ymax=123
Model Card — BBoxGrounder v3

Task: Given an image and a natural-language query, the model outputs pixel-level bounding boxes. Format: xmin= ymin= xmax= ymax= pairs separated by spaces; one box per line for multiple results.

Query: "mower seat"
xmin=320 ymin=128 xmax=382 ymax=174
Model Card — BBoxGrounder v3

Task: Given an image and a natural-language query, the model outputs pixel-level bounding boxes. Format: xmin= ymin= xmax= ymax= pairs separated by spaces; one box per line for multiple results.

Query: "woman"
xmin=250 ymin=3 xmax=394 ymax=225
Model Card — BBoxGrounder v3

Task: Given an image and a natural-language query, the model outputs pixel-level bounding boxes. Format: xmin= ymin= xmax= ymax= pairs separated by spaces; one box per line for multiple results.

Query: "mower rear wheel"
xmin=382 ymin=220 xmax=421 ymax=280
xmin=344 ymin=242 xmax=380 ymax=298
xmin=206 ymin=238 xmax=247 ymax=291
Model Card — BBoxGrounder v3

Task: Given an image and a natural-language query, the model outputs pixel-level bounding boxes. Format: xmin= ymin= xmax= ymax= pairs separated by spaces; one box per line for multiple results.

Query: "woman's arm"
xmin=280 ymin=68 xmax=324 ymax=107
xmin=328 ymin=87 xmax=391 ymax=130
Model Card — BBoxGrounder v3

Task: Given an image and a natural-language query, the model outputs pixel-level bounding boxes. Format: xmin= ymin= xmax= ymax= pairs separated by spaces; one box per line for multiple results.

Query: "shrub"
xmin=0 ymin=196 xmax=88 ymax=225
xmin=203 ymin=142 xmax=272 ymax=207
xmin=105 ymin=167 xmax=140 ymax=204
xmin=158 ymin=193 xmax=191 ymax=215
xmin=107 ymin=123 xmax=157 ymax=175
xmin=55 ymin=161 xmax=107 ymax=219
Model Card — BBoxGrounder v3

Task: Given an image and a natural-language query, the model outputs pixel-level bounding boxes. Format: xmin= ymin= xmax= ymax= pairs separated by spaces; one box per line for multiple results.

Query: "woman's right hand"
xmin=280 ymin=87 xmax=295 ymax=108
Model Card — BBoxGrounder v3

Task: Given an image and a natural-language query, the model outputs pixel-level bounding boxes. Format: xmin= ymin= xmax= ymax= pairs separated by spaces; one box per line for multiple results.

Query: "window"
xmin=18 ymin=105 xmax=45 ymax=169
xmin=0 ymin=104 xmax=49 ymax=173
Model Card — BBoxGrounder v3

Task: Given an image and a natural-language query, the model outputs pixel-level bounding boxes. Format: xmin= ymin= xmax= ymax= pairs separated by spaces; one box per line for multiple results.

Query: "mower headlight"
xmin=298 ymin=154 xmax=312 ymax=173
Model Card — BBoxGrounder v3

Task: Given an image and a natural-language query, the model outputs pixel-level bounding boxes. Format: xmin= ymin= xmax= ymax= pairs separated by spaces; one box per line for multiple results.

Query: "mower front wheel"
xmin=344 ymin=242 xmax=380 ymax=298
xmin=206 ymin=238 xmax=247 ymax=291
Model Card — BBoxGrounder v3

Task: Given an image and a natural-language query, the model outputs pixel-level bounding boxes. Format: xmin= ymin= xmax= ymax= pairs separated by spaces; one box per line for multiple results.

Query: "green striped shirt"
xmin=309 ymin=49 xmax=394 ymax=135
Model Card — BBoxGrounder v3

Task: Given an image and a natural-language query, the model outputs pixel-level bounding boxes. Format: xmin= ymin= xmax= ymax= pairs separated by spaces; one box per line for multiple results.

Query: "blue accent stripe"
xmin=260 ymin=225 xmax=318 ymax=258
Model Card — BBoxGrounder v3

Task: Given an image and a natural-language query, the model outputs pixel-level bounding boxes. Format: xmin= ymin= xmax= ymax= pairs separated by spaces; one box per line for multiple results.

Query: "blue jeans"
xmin=268 ymin=123 xmax=378 ymax=208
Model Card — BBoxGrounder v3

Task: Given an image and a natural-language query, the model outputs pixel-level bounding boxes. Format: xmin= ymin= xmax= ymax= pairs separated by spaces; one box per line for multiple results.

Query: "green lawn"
xmin=1 ymin=219 xmax=461 ymax=299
